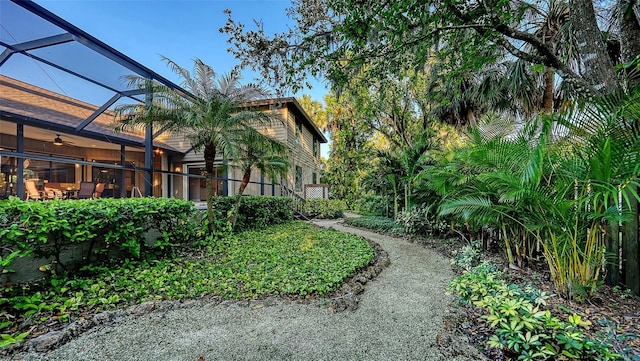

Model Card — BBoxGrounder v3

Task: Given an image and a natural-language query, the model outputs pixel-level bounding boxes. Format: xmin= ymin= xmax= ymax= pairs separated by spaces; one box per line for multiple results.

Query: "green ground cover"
xmin=1 ymin=221 xmax=374 ymax=347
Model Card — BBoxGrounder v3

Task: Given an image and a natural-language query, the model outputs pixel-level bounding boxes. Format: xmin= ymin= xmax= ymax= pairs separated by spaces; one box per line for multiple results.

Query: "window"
xmin=312 ymin=138 xmax=319 ymax=158
xmin=295 ymin=166 xmax=302 ymax=191
xmin=19 ymin=157 xmax=77 ymax=183
xmin=188 ymin=165 xmax=226 ymax=201
xmin=295 ymin=118 xmax=303 ymax=144
xmin=312 ymin=172 xmax=317 ymax=184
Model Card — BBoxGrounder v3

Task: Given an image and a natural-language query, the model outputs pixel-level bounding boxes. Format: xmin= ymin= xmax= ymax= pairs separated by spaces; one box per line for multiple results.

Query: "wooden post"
xmin=623 ymin=185 xmax=639 ymax=295
xmin=606 ymin=222 xmax=620 ymax=286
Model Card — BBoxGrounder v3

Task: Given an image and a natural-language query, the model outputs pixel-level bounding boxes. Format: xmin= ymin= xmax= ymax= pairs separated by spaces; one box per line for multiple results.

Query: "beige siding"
xmin=155 ymin=132 xmax=193 ymax=154
xmin=281 ymin=108 xmax=323 ymax=196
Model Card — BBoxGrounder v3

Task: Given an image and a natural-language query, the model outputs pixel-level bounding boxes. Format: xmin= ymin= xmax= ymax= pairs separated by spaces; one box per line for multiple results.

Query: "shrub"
xmin=450 ymin=241 xmax=483 ymax=271
xmin=0 ymin=197 xmax=198 ymax=273
xmin=302 ymin=198 xmax=346 ymax=219
xmin=355 ymin=194 xmax=388 ymax=216
xmin=395 ymin=204 xmax=447 ymax=236
xmin=208 ymin=196 xmax=293 ymax=232
xmin=343 ymin=216 xmax=404 ymax=234
xmin=449 ymin=261 xmax=621 ymax=361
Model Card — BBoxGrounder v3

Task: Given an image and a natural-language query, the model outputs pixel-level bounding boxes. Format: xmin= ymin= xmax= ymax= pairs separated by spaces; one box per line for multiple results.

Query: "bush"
xmin=449 ymin=261 xmax=621 ymax=360
xmin=355 ymin=194 xmax=388 ymax=216
xmin=208 ymin=196 xmax=293 ymax=232
xmin=450 ymin=241 xmax=483 ymax=271
xmin=0 ymin=197 xmax=198 ymax=273
xmin=302 ymin=198 xmax=346 ymax=219
xmin=343 ymin=216 xmax=404 ymax=234
xmin=395 ymin=204 xmax=447 ymax=236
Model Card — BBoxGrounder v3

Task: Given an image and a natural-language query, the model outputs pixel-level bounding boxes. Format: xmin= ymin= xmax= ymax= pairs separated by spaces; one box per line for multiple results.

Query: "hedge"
xmin=0 ymin=197 xmax=198 ymax=274
xmin=209 ymin=195 xmax=293 ymax=232
xmin=302 ymin=198 xmax=346 ymax=219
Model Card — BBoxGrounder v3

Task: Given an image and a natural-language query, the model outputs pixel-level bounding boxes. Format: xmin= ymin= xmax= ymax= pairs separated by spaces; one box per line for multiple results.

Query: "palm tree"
xmin=229 ymin=129 xmax=290 ymax=229
xmin=115 ymin=57 xmax=275 ymax=232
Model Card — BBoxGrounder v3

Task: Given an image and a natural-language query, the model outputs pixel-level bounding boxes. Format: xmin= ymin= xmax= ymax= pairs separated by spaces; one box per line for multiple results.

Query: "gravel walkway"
xmin=7 ymin=218 xmax=484 ymax=361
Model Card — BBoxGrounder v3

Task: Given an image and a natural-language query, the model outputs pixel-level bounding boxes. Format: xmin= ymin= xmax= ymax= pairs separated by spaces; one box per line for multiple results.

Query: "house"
xmin=0 ymin=0 xmax=327 ymax=202
xmin=0 ymin=75 xmax=327 ymax=201
xmin=159 ymin=98 xmax=327 ymax=202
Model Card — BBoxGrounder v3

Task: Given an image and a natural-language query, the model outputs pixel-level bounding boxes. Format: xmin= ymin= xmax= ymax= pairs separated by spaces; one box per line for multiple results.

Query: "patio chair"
xmin=24 ymin=180 xmax=46 ymax=200
xmin=94 ymin=183 xmax=105 ymax=198
xmin=76 ymin=182 xmax=95 ymax=199
xmin=45 ymin=186 xmax=64 ymax=199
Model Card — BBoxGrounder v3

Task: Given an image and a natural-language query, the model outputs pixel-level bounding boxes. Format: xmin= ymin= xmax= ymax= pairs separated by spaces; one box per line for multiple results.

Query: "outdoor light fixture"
xmin=53 ymin=134 xmax=64 ymax=146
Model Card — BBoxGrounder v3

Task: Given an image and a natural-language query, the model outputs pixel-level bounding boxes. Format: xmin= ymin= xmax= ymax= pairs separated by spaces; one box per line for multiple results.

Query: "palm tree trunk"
xmin=542 ymin=67 xmax=555 ymax=113
xmin=230 ymin=166 xmax=252 ymax=230
xmin=619 ymin=0 xmax=640 ymax=88
xmin=204 ymin=143 xmax=217 ymax=232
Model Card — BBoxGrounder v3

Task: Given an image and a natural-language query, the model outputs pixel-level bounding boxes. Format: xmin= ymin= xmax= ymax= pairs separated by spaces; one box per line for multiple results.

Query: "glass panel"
xmin=0 ymin=1 xmax=64 ymax=43
xmin=187 ymin=165 xmax=225 ymax=201
xmin=1 ymin=53 xmax=116 ymax=106
xmin=0 ymin=154 xmax=18 ymax=198
xmin=25 ymin=158 xmax=75 ymax=183
xmin=28 ymin=42 xmax=137 ymax=92
xmin=295 ymin=166 xmax=302 ymax=191
xmin=91 ymin=161 xmax=134 ymax=198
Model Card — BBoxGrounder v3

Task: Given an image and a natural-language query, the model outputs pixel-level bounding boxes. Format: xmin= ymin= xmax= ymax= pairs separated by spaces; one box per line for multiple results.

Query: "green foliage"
xmin=427 ymin=89 xmax=640 ymax=300
xmin=343 ymin=216 xmax=404 ymax=234
xmin=0 ymin=221 xmax=373 ymax=347
xmin=208 ymin=196 xmax=293 ymax=232
xmin=449 ymin=261 xmax=622 ymax=360
xmin=395 ymin=204 xmax=448 ymax=236
xmin=450 ymin=241 xmax=483 ymax=271
xmin=593 ymin=319 xmax=640 ymax=361
xmin=302 ymin=198 xmax=346 ymax=219
xmin=0 ymin=197 xmax=198 ymax=273
xmin=355 ymin=194 xmax=389 ymax=216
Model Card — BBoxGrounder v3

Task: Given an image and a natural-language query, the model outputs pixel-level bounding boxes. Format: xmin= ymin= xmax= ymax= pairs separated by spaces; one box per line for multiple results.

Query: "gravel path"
xmin=8 ymin=218 xmax=483 ymax=361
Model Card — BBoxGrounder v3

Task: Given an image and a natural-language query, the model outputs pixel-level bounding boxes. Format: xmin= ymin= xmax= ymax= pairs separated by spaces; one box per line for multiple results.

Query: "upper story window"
xmin=295 ymin=118 xmax=303 ymax=144
xmin=312 ymin=137 xmax=319 ymax=158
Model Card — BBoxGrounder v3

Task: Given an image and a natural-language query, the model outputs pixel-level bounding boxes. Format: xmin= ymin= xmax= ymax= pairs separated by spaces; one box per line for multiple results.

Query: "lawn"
xmin=0 ymin=221 xmax=374 ymax=347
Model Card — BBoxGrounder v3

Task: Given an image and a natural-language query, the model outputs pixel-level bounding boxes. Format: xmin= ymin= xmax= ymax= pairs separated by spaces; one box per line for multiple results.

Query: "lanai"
xmin=0 ymin=0 xmax=190 ymax=198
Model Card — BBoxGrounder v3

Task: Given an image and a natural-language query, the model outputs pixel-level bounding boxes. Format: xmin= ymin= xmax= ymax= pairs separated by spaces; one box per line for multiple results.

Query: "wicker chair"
xmin=24 ymin=180 xmax=46 ymax=200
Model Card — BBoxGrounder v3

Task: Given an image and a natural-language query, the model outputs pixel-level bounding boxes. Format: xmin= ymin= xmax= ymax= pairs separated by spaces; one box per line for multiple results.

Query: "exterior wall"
xmin=283 ymin=108 xmax=323 ymax=197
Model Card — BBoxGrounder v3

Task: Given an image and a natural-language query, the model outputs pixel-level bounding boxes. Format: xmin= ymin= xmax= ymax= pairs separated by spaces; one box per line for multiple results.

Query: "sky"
xmin=33 ymin=0 xmax=328 ymax=101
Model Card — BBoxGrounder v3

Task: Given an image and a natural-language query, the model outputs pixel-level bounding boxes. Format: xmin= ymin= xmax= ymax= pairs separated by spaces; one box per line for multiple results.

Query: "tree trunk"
xmin=204 ymin=143 xmax=217 ymax=232
xmin=570 ymin=0 xmax=621 ymax=94
xmin=542 ymin=67 xmax=555 ymax=113
xmin=619 ymin=0 xmax=640 ymax=88
xmin=230 ymin=167 xmax=252 ymax=230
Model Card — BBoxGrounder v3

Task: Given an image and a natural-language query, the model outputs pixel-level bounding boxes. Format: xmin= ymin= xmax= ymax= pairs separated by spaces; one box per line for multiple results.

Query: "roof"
xmin=244 ymin=97 xmax=328 ymax=143
xmin=0 ymin=75 xmax=183 ymax=153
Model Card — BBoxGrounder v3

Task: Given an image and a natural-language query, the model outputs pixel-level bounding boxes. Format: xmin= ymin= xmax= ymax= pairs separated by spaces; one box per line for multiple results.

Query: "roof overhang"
xmin=244 ymin=97 xmax=328 ymax=143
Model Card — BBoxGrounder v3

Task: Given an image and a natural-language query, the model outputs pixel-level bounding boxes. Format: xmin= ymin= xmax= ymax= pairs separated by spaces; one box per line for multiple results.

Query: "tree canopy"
xmin=221 ymin=0 xmax=640 ymax=99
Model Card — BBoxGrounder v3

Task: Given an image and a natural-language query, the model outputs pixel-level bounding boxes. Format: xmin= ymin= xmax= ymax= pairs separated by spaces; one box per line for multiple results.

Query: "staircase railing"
xmin=280 ymin=184 xmax=309 ymax=220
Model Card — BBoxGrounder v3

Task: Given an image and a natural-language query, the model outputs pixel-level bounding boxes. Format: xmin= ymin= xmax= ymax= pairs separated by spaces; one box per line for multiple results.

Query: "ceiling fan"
xmin=53 ymin=134 xmax=64 ymax=146
xmin=52 ymin=134 xmax=76 ymax=147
